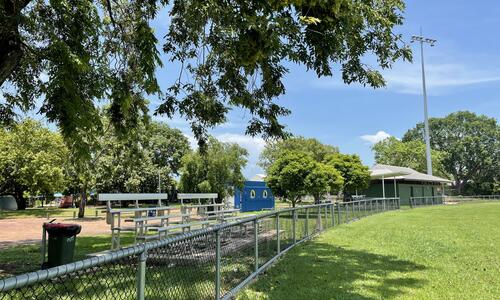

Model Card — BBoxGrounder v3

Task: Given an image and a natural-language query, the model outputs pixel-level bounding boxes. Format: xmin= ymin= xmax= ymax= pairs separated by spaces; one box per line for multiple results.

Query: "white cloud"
xmin=309 ymin=61 xmax=500 ymax=95
xmin=182 ymin=132 xmax=266 ymax=178
xmin=215 ymin=133 xmax=266 ymax=155
xmin=360 ymin=131 xmax=392 ymax=144
xmin=183 ymin=133 xmax=198 ymax=150
xmin=383 ymin=63 xmax=500 ymax=95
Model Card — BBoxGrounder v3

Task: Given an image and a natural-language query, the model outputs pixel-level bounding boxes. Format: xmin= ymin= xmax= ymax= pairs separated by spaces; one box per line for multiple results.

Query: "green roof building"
xmin=362 ymin=164 xmax=452 ymax=206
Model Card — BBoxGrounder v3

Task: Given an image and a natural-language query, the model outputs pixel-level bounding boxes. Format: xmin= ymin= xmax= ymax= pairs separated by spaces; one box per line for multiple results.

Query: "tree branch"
xmin=105 ymin=0 xmax=117 ymax=26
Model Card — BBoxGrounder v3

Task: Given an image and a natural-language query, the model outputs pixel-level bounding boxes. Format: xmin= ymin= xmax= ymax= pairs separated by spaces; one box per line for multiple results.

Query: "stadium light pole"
xmin=411 ymin=29 xmax=436 ymax=176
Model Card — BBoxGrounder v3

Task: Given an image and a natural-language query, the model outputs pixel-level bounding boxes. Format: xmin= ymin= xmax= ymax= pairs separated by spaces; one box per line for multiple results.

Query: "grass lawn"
xmin=0 ymin=206 xmax=103 ymax=219
xmin=238 ymin=202 xmax=500 ymax=299
xmin=0 ymin=234 xmax=135 ymax=279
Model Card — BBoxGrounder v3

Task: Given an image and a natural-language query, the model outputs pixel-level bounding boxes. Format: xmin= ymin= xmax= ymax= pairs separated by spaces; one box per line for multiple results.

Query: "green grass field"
xmin=0 ymin=234 xmax=136 ymax=279
xmin=0 ymin=206 xmax=103 ymax=219
xmin=238 ymin=202 xmax=500 ymax=299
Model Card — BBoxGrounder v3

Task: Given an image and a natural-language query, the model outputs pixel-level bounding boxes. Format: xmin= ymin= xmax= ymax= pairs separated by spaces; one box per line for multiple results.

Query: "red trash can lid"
xmin=43 ymin=223 xmax=82 ymax=237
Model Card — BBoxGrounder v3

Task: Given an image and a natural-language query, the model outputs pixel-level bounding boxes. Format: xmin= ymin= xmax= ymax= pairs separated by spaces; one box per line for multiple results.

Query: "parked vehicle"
xmin=59 ymin=195 xmax=74 ymax=208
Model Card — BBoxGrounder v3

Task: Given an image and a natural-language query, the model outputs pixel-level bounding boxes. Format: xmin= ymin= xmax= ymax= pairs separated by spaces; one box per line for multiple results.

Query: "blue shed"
xmin=234 ymin=175 xmax=274 ymax=212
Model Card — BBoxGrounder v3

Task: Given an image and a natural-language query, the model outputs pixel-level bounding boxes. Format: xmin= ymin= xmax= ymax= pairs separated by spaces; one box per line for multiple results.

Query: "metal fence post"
xmin=276 ymin=213 xmax=281 ymax=254
xmin=324 ymin=205 xmax=328 ymax=229
xmin=331 ymin=204 xmax=335 ymax=227
xmin=292 ymin=210 xmax=297 ymax=244
xmin=215 ymin=230 xmax=221 ymax=299
xmin=317 ymin=205 xmax=322 ymax=231
xmin=136 ymin=247 xmax=147 ymax=300
xmin=254 ymin=219 xmax=259 ymax=272
xmin=305 ymin=207 xmax=309 ymax=236
xmin=337 ymin=203 xmax=341 ymax=225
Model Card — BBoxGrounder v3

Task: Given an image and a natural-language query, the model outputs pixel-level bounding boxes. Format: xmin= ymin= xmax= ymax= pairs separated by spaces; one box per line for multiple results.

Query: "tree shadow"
xmin=242 ymin=242 xmax=427 ymax=299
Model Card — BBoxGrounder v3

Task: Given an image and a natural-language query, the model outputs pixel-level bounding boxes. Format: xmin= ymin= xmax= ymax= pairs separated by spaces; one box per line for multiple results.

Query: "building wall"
xmin=362 ymin=181 xmax=440 ymax=206
xmin=234 ymin=181 xmax=274 ymax=212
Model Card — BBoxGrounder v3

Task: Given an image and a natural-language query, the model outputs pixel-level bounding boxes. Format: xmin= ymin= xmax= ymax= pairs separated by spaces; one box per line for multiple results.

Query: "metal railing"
xmin=409 ymin=195 xmax=445 ymax=208
xmin=445 ymin=195 xmax=500 ymax=202
xmin=410 ymin=195 xmax=500 ymax=208
xmin=0 ymin=197 xmax=399 ymax=300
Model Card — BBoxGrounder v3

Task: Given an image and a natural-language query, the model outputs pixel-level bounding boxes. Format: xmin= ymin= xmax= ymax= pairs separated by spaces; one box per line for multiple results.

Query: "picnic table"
xmin=107 ymin=206 xmax=174 ymax=249
xmin=201 ymin=208 xmax=240 ymax=220
xmin=181 ymin=203 xmax=225 ymax=214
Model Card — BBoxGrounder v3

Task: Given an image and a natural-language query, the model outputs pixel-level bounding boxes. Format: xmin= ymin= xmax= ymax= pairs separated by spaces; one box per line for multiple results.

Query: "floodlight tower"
xmin=411 ymin=29 xmax=436 ymax=176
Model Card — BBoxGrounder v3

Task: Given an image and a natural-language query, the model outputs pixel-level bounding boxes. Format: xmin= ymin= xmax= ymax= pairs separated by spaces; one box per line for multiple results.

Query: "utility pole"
xmin=158 ymin=169 xmax=161 ymax=193
xmin=155 ymin=149 xmax=161 ymax=193
xmin=411 ymin=29 xmax=436 ymax=176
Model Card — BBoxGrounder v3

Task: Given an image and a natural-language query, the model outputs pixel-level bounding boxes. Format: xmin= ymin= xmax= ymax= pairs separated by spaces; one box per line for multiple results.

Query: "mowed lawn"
xmin=238 ymin=202 xmax=500 ymax=300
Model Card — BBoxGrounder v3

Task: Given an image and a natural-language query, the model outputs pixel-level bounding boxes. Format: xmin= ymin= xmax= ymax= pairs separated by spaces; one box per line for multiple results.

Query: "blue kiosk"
xmin=234 ymin=174 xmax=274 ymax=212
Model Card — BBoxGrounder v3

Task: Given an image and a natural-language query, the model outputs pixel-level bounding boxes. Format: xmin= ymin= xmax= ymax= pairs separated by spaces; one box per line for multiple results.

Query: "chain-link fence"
xmin=0 ymin=198 xmax=399 ymax=300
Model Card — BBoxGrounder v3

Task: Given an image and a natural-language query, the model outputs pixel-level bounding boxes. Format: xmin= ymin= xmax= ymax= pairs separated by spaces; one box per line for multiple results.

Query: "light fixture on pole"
xmin=411 ymin=29 xmax=436 ymax=176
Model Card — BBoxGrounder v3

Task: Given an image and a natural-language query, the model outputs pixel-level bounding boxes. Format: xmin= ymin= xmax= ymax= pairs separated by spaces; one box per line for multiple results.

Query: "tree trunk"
xmin=78 ymin=182 xmax=87 ymax=218
xmin=14 ymin=186 xmax=26 ymax=210
xmin=455 ymin=181 xmax=464 ymax=195
xmin=313 ymin=194 xmax=320 ymax=205
xmin=0 ymin=0 xmax=33 ymax=86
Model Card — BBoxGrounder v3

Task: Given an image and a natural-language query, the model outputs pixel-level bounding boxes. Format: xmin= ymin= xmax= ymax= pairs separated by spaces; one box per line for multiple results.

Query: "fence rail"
xmin=409 ymin=195 xmax=500 ymax=208
xmin=445 ymin=195 xmax=500 ymax=202
xmin=0 ymin=198 xmax=399 ymax=300
xmin=409 ymin=195 xmax=445 ymax=208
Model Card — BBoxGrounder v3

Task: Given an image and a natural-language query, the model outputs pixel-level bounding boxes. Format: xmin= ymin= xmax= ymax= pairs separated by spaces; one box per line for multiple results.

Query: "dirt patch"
xmin=0 ymin=217 xmax=111 ymax=249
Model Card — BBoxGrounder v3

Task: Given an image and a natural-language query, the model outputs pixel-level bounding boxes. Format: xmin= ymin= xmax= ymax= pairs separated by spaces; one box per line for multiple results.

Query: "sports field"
xmin=238 ymin=202 xmax=500 ymax=299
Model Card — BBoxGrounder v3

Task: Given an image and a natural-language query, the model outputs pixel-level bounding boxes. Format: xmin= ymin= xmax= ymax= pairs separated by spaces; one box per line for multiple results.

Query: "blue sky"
xmin=149 ymin=0 xmax=500 ymax=178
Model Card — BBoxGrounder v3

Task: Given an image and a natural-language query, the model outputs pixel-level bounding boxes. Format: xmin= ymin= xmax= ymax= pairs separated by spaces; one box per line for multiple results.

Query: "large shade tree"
xmin=93 ymin=121 xmax=189 ymax=194
xmin=323 ymin=153 xmax=371 ymax=197
xmin=266 ymin=151 xmax=343 ymax=207
xmin=259 ymin=136 xmax=339 ymax=171
xmin=2 ymin=0 xmax=411 ymax=152
xmin=403 ymin=111 xmax=499 ymax=194
xmin=179 ymin=137 xmax=248 ymax=201
xmin=372 ymin=136 xmax=449 ymax=178
xmin=0 ymin=119 xmax=68 ymax=209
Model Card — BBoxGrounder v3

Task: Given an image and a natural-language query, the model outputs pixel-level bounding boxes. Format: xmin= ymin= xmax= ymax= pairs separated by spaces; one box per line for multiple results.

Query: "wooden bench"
xmin=181 ymin=203 xmax=225 ymax=214
xmin=143 ymin=220 xmax=212 ymax=240
xmin=178 ymin=193 xmax=218 ymax=206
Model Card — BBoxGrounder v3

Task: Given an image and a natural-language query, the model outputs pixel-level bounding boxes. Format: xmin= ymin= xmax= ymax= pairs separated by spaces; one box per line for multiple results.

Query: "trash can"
xmin=43 ymin=223 xmax=81 ymax=268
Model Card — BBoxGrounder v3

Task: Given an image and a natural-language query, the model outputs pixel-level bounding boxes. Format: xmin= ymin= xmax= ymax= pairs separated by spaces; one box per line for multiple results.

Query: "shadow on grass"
xmin=240 ymin=242 xmax=427 ymax=300
xmin=0 ymin=207 xmax=103 ymax=219
xmin=0 ymin=234 xmax=134 ymax=279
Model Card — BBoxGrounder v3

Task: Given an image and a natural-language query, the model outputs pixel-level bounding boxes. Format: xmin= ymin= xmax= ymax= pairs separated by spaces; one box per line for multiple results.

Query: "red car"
xmin=59 ymin=195 xmax=74 ymax=208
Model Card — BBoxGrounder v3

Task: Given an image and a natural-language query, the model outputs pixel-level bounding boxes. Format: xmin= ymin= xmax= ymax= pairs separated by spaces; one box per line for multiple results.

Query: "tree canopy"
xmin=323 ymin=153 xmax=371 ymax=195
xmin=179 ymin=137 xmax=248 ymax=201
xmin=259 ymin=136 xmax=338 ymax=171
xmin=372 ymin=136 xmax=449 ymax=179
xmin=266 ymin=151 xmax=343 ymax=207
xmin=92 ymin=120 xmax=189 ymax=194
xmin=2 ymin=0 xmax=411 ymax=151
xmin=402 ymin=111 xmax=499 ymax=194
xmin=0 ymin=119 xmax=68 ymax=209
